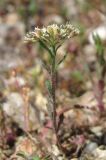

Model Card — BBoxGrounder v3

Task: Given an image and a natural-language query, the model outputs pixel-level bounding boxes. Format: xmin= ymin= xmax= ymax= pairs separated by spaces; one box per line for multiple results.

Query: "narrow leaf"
xmin=39 ymin=40 xmax=53 ymax=58
xmin=45 ymin=80 xmax=52 ymax=94
xmin=56 ymin=52 xmax=67 ymax=70
xmin=93 ymin=34 xmax=105 ymax=65
xmin=41 ymin=60 xmax=51 ymax=74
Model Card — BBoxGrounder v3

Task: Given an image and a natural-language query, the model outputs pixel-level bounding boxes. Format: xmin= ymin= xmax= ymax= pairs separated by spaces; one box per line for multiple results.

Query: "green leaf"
xmin=16 ymin=151 xmax=27 ymax=158
xmin=42 ymin=61 xmax=51 ymax=74
xmin=45 ymin=80 xmax=52 ymax=94
xmin=93 ymin=34 xmax=105 ymax=65
xmin=32 ymin=156 xmax=40 ymax=160
xmin=56 ymin=52 xmax=67 ymax=69
xmin=39 ymin=40 xmax=54 ymax=58
xmin=18 ymin=6 xmax=26 ymax=17
xmin=29 ymin=0 xmax=38 ymax=15
xmin=56 ymin=44 xmax=62 ymax=51
xmin=93 ymin=34 xmax=103 ymax=51
xmin=71 ymin=71 xmax=83 ymax=82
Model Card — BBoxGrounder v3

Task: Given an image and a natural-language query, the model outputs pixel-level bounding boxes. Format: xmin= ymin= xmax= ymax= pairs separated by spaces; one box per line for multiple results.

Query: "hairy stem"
xmin=51 ymin=55 xmax=57 ymax=131
xmin=51 ymin=55 xmax=65 ymax=153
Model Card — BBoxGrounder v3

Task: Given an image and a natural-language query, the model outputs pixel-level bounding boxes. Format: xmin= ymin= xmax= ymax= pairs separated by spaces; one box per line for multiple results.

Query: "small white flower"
xmin=24 ymin=22 xmax=80 ymax=47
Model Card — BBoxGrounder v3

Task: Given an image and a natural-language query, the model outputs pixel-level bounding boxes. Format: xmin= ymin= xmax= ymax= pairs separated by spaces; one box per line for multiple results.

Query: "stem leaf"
xmin=56 ymin=52 xmax=67 ymax=70
xmin=93 ymin=34 xmax=105 ymax=65
xmin=39 ymin=40 xmax=54 ymax=58
xmin=45 ymin=80 xmax=52 ymax=94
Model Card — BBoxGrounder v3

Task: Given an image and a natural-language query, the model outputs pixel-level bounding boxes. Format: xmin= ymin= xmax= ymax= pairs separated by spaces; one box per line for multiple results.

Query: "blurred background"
xmin=0 ymin=0 xmax=106 ymax=159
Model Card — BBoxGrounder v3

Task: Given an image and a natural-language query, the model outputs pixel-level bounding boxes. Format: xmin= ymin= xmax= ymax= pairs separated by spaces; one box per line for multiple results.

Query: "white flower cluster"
xmin=24 ymin=23 xmax=80 ymax=47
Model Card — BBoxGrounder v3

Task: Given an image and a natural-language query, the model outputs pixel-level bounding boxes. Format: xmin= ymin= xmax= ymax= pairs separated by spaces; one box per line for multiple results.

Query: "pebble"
xmin=90 ymin=126 xmax=103 ymax=137
xmin=83 ymin=142 xmax=98 ymax=154
xmin=93 ymin=147 xmax=106 ymax=159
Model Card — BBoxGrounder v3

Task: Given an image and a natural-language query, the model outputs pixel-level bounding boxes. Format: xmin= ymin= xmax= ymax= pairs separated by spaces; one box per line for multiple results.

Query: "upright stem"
xmin=51 ymin=56 xmax=57 ymax=133
xmin=51 ymin=54 xmax=65 ymax=153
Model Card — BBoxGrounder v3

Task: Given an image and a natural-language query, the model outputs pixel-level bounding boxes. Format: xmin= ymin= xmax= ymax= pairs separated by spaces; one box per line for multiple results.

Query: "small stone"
xmin=93 ymin=147 xmax=106 ymax=159
xmin=83 ymin=142 xmax=98 ymax=154
xmin=90 ymin=126 xmax=103 ymax=137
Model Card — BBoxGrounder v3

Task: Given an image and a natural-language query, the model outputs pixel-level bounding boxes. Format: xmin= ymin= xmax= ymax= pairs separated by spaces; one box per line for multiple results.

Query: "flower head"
xmin=24 ymin=23 xmax=80 ymax=48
